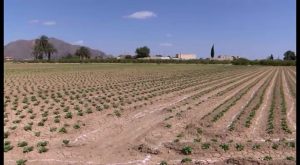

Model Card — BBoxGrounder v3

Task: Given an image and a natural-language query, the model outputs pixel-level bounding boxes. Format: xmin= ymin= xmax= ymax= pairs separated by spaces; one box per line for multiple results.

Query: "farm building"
xmin=4 ymin=56 xmax=13 ymax=61
xmin=175 ymin=53 xmax=197 ymax=60
xmin=213 ymin=55 xmax=240 ymax=61
xmin=139 ymin=56 xmax=171 ymax=60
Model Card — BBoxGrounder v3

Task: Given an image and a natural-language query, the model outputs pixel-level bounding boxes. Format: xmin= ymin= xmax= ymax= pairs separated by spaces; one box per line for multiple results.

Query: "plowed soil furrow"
xmin=263 ymin=68 xmax=292 ymax=139
xmin=59 ymin=69 xmax=268 ymax=163
xmin=169 ymin=69 xmax=269 ymax=110
xmin=199 ymin=71 xmax=273 ymax=128
xmin=133 ymin=69 xmax=273 ymax=148
xmin=284 ymin=68 xmax=296 ymax=98
xmin=281 ymin=69 xmax=296 ymax=132
xmin=4 ymin=64 xmax=296 ymax=165
xmin=211 ymin=69 xmax=276 ymax=132
xmin=226 ymin=69 xmax=275 ymax=136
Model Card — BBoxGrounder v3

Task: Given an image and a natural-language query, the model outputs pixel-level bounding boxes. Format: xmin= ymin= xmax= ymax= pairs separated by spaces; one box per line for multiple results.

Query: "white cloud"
xmin=125 ymin=11 xmax=157 ymax=19
xmin=29 ymin=20 xmax=57 ymax=26
xmin=73 ymin=40 xmax=84 ymax=45
xmin=42 ymin=21 xmax=56 ymax=26
xmin=160 ymin=43 xmax=173 ymax=47
xmin=29 ymin=19 xmax=40 ymax=24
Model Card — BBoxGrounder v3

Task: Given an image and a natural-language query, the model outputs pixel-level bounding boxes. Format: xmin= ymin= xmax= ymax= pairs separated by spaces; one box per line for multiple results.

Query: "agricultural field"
xmin=4 ymin=63 xmax=296 ymax=165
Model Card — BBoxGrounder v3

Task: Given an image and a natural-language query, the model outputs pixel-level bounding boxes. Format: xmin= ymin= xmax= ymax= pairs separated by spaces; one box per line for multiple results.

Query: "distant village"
xmin=117 ymin=53 xmax=240 ymax=61
xmin=5 ymin=53 xmax=240 ymax=62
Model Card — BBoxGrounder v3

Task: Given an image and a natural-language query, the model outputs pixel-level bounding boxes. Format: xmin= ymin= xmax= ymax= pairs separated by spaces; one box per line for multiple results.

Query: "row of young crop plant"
xmin=284 ymin=68 xmax=296 ymax=98
xmin=279 ymin=70 xmax=292 ymax=134
xmin=266 ymin=69 xmax=292 ymax=135
xmin=180 ymin=69 xmax=266 ymax=108
xmin=214 ymin=69 xmax=271 ymax=97
xmin=162 ymin=69 xmax=266 ymax=126
xmin=200 ymin=70 xmax=271 ymax=124
xmin=164 ymin=69 xmax=269 ymax=131
xmin=4 ymin=67 xmax=263 ymax=139
xmin=228 ymin=70 xmax=275 ymax=132
xmin=163 ymin=68 xmax=264 ymax=112
xmin=243 ymin=72 xmax=275 ymax=128
xmin=3 ymin=69 xmax=232 ymax=127
xmin=165 ymin=139 xmax=296 ymax=155
xmin=210 ymin=70 xmax=272 ymax=123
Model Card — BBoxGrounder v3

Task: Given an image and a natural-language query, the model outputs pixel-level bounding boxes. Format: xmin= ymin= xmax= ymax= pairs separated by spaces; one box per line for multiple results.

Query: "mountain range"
xmin=4 ymin=37 xmax=109 ymax=60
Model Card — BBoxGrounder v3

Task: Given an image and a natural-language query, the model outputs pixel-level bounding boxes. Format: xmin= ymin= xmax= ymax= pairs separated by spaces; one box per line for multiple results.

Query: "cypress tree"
xmin=211 ymin=44 xmax=215 ymax=59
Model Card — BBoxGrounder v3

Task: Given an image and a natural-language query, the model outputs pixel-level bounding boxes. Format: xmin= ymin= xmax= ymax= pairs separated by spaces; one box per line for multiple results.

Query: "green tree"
xmin=124 ymin=55 xmax=133 ymax=59
xmin=45 ymin=43 xmax=57 ymax=61
xmin=32 ymin=39 xmax=43 ymax=60
xmin=269 ymin=54 xmax=274 ymax=60
xmin=75 ymin=46 xmax=91 ymax=60
xmin=283 ymin=50 xmax=296 ymax=60
xmin=32 ymin=35 xmax=56 ymax=61
xmin=135 ymin=46 xmax=150 ymax=58
xmin=211 ymin=44 xmax=215 ymax=59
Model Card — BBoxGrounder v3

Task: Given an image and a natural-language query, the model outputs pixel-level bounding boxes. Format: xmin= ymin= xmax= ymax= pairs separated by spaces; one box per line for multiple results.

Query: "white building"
xmin=4 ymin=56 xmax=13 ymax=61
xmin=213 ymin=55 xmax=239 ymax=61
xmin=139 ymin=56 xmax=170 ymax=60
xmin=175 ymin=53 xmax=197 ymax=60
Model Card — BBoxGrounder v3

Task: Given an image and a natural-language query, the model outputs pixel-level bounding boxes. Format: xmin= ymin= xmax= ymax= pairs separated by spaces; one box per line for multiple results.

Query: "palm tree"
xmin=32 ymin=35 xmax=57 ymax=61
xmin=75 ymin=46 xmax=91 ymax=61
xmin=32 ymin=39 xmax=43 ymax=60
xmin=45 ymin=44 xmax=57 ymax=61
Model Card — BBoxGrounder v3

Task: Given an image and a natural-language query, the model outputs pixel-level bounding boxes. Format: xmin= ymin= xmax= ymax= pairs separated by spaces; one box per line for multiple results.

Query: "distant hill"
xmin=4 ymin=37 xmax=110 ymax=60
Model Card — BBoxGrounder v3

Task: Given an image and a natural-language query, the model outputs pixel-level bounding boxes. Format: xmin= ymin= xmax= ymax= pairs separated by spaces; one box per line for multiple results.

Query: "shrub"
xmin=201 ymin=143 xmax=210 ymax=149
xmin=263 ymin=156 xmax=272 ymax=161
xmin=62 ymin=139 xmax=70 ymax=146
xmin=252 ymin=144 xmax=261 ymax=150
xmin=65 ymin=112 xmax=72 ymax=119
xmin=37 ymin=141 xmax=48 ymax=147
xmin=4 ymin=143 xmax=14 ymax=152
xmin=23 ymin=146 xmax=34 ymax=153
xmin=285 ymin=142 xmax=295 ymax=148
xmin=59 ymin=127 xmax=67 ymax=133
xmin=18 ymin=141 xmax=28 ymax=147
xmin=272 ymin=143 xmax=278 ymax=150
xmin=181 ymin=146 xmax=192 ymax=155
xmin=160 ymin=161 xmax=168 ymax=165
xmin=114 ymin=110 xmax=121 ymax=117
xmin=73 ymin=124 xmax=80 ymax=129
xmin=219 ymin=143 xmax=229 ymax=151
xmin=16 ymin=159 xmax=27 ymax=165
xmin=38 ymin=146 xmax=48 ymax=153
xmin=38 ymin=121 xmax=44 ymax=126
xmin=181 ymin=157 xmax=192 ymax=163
xmin=54 ymin=118 xmax=60 ymax=123
xmin=165 ymin=124 xmax=172 ymax=128
xmin=50 ymin=127 xmax=57 ymax=132
xmin=4 ymin=131 xmax=10 ymax=138
xmin=235 ymin=143 xmax=244 ymax=151
xmin=286 ymin=156 xmax=295 ymax=161
xmin=34 ymin=132 xmax=41 ymax=137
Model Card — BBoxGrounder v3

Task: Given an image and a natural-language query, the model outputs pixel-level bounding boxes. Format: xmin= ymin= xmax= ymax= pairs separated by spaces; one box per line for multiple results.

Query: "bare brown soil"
xmin=4 ymin=64 xmax=296 ymax=165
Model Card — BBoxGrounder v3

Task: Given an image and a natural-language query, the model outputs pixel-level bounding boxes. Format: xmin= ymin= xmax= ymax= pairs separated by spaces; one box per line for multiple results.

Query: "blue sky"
xmin=4 ymin=0 xmax=296 ymax=59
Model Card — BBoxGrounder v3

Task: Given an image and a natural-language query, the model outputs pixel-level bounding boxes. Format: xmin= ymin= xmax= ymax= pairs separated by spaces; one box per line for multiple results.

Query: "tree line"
xmin=32 ymin=35 xmax=92 ymax=61
xmin=30 ymin=35 xmax=295 ymax=66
